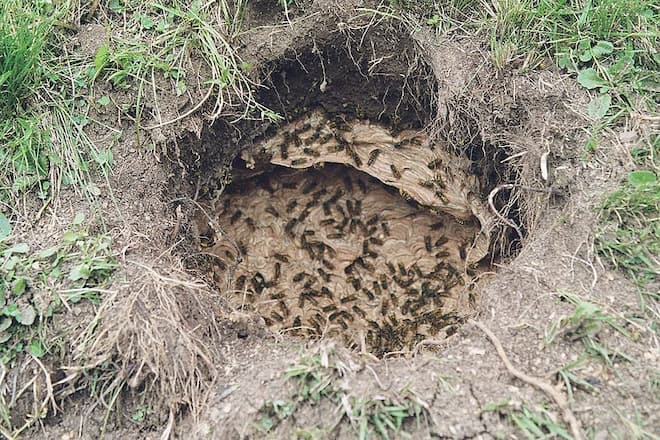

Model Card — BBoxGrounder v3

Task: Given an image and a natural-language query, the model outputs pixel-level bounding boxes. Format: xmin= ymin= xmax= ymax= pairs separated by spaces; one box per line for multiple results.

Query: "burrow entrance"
xmin=187 ymin=28 xmax=513 ymax=357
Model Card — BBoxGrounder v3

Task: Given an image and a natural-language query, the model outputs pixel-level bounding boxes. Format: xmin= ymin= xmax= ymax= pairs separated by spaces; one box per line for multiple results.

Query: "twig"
xmin=469 ymin=320 xmax=583 ymax=440
xmin=487 ymin=183 xmax=560 ymax=242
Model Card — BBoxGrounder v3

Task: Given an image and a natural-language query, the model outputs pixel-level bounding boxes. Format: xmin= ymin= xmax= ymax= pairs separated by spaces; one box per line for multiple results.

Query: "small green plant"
xmin=131 ymin=404 xmax=153 ymax=423
xmin=546 ymin=292 xmax=633 ymax=367
xmin=597 ymin=169 xmax=659 ymax=295
xmin=352 ymin=396 xmax=426 ymax=440
xmin=0 ymin=213 xmax=116 ymax=364
xmin=556 ymin=358 xmax=599 ymax=400
xmin=486 ymin=401 xmax=571 ymax=440
xmin=258 ymin=348 xmax=429 ymax=438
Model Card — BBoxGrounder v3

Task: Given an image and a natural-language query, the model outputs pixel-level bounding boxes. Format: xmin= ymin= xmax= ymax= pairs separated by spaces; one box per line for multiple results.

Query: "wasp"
xmin=328 ymin=232 xmax=343 ymax=239
xmin=369 ymin=237 xmax=383 ymax=246
xmin=366 ymin=214 xmax=380 ymax=226
xmin=380 ymin=298 xmax=390 ymax=316
xmin=303 ymin=147 xmax=320 ymax=157
xmin=352 ymin=305 xmax=366 ymax=318
xmin=286 ymin=200 xmax=298 ymax=213
xmin=340 ymin=295 xmax=357 ymax=304
xmin=372 ymin=281 xmax=382 ymax=296
xmin=379 ymin=274 xmax=389 ymax=290
xmin=269 ymin=311 xmax=284 ymax=322
xmin=424 ymin=236 xmax=432 ymax=252
xmin=427 ymin=158 xmax=443 ymax=169
xmin=412 ymin=263 xmax=424 ymax=278
xmin=354 ymin=200 xmax=362 ymax=216
xmin=386 ymin=262 xmax=396 ymax=275
xmin=236 ymin=275 xmax=246 ymax=290
xmin=348 ymin=276 xmax=361 ymax=291
xmin=213 ymin=260 xmax=227 ymax=273
xmin=336 ymin=205 xmax=347 ymax=218
xmin=251 ymin=272 xmax=266 ymax=294
xmin=390 ymin=292 xmax=399 ymax=307
xmin=390 ymin=164 xmax=402 ymax=179
xmin=302 ymin=180 xmax=318 ymax=194
xmin=278 ymin=301 xmax=290 ymax=317
xmin=346 ymin=199 xmax=354 ymax=215
xmin=459 ymin=244 xmax=467 ymax=260
xmin=230 ymin=209 xmax=242 ymax=225
xmin=321 ymin=286 xmax=333 ymax=298
xmin=397 ymin=262 xmax=407 ymax=276
xmin=292 ymin=316 xmax=302 ymax=328
xmin=419 ymin=179 xmax=434 ymax=189
xmin=263 ymin=317 xmax=274 ymax=326
xmin=401 ymin=299 xmax=411 ymax=315
xmin=381 ymin=222 xmax=390 ymax=236
xmin=435 ymin=236 xmax=449 ymax=247
xmin=285 ymin=218 xmax=298 ymax=236
xmin=273 ymin=253 xmax=290 ymax=263
xmin=435 ymin=191 xmax=449 ymax=204
xmin=326 ymin=143 xmax=345 ymax=153
xmin=265 ymin=206 xmax=280 ymax=218
xmin=362 ymin=288 xmax=375 ymax=301
xmin=293 ymin=272 xmax=307 ymax=283
xmin=405 ymin=288 xmax=419 ymax=296
xmin=245 ymin=217 xmax=256 ymax=232
xmin=321 ymin=258 xmax=335 ymax=270
xmin=430 ymin=221 xmax=444 ymax=230
xmin=344 ymin=263 xmax=354 ymax=275
xmin=298 ymin=209 xmax=311 ymax=222
xmin=322 ymin=304 xmax=338 ymax=313
xmin=367 ymin=149 xmax=381 ymax=166
xmin=270 ymin=292 xmax=285 ymax=300
xmin=279 ymin=143 xmax=289 ymax=160
xmin=317 ymin=268 xmax=331 ymax=282
xmin=320 ymin=218 xmax=335 ymax=226
xmin=291 ymin=158 xmax=307 ymax=166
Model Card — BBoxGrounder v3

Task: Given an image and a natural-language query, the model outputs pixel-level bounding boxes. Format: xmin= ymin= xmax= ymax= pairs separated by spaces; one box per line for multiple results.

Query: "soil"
xmin=12 ymin=1 xmax=658 ymax=439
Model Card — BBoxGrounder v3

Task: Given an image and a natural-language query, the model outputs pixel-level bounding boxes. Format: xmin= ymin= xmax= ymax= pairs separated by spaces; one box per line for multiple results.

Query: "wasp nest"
xmin=196 ymin=112 xmax=493 ymax=356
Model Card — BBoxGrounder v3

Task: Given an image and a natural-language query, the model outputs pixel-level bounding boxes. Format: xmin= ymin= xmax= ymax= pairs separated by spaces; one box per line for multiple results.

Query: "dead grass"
xmin=58 ymin=257 xmax=224 ymax=432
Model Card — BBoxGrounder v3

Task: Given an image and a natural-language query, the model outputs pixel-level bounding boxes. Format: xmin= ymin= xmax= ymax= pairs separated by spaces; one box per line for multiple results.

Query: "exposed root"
xmin=60 ymin=258 xmax=223 ymax=425
xmin=488 ymin=183 xmax=560 ymax=243
xmin=470 ymin=320 xmax=583 ymax=440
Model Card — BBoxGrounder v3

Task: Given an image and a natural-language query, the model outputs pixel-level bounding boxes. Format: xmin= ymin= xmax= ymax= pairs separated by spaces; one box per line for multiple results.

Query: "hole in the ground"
xmin=183 ymin=30 xmax=515 ymax=357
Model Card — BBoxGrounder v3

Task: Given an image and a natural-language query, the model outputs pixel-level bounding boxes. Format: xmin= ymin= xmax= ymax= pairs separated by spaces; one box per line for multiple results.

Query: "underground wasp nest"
xmin=195 ymin=112 xmax=494 ymax=356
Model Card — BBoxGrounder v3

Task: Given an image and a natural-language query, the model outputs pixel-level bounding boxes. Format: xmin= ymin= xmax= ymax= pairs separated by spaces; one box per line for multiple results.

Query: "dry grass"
xmin=59 ymin=257 xmax=224 ymax=429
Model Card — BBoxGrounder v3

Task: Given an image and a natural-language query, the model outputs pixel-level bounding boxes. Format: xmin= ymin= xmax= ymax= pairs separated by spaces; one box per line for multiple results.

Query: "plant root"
xmin=470 ymin=319 xmax=583 ymax=440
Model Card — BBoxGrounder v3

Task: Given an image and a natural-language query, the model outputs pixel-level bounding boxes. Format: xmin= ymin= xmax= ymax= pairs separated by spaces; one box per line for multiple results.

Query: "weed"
xmin=487 ymin=401 xmax=571 ymax=440
xmin=556 ymin=358 xmax=598 ymax=401
xmin=0 ymin=213 xmax=116 ymax=364
xmin=352 ymin=396 xmax=427 ymax=440
xmin=546 ymin=291 xmax=634 ymax=368
xmin=258 ymin=347 xmax=430 ymax=438
xmin=131 ymin=404 xmax=153 ymax=423
xmin=596 ymin=168 xmax=659 ymax=308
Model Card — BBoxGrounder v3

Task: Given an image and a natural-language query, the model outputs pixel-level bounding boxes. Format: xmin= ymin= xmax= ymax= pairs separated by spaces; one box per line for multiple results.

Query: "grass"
xmin=486 ymin=401 xmax=572 ymax=440
xmin=258 ymin=347 xmax=430 ymax=439
xmin=546 ymin=291 xmax=634 ymax=368
xmin=0 ymin=213 xmax=116 ymax=366
xmin=596 ymin=163 xmax=659 ymax=316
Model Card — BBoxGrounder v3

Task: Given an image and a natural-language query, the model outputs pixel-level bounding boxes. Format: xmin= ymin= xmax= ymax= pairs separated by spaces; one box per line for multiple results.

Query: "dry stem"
xmin=470 ymin=320 xmax=583 ymax=440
